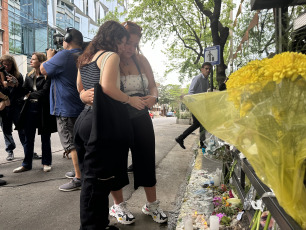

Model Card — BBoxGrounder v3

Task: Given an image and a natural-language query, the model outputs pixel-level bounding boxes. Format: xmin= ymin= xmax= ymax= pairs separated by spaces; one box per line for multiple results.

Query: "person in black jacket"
xmin=13 ymin=52 xmax=57 ymax=173
xmin=0 ymin=54 xmax=26 ymax=161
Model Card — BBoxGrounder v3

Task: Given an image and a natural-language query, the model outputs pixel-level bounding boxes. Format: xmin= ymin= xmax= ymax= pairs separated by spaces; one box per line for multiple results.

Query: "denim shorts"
xmin=56 ymin=116 xmax=77 ymax=152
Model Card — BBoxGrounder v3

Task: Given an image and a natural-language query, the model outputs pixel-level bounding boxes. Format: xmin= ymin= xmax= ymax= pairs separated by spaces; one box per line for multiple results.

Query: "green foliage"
xmin=220 ymin=216 xmax=232 ymax=226
xmin=179 ymin=111 xmax=191 ymax=119
xmin=97 ymin=7 xmax=125 ymax=25
xmin=158 ymin=83 xmax=189 ymax=113
xmin=127 ymin=0 xmax=233 ymax=82
xmin=231 ymin=4 xmax=306 ymax=69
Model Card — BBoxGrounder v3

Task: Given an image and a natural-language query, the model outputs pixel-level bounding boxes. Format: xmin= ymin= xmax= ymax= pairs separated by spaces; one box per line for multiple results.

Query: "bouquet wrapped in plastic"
xmin=184 ymin=52 xmax=306 ymax=228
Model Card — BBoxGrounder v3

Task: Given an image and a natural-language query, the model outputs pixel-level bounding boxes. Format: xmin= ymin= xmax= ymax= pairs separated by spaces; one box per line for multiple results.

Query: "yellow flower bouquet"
xmin=184 ymin=52 xmax=306 ymax=228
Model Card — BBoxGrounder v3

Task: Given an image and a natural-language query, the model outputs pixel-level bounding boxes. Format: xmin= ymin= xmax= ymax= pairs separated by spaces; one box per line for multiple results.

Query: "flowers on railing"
xmin=183 ymin=52 xmax=306 ymax=228
xmin=226 ymin=52 xmax=306 ymax=117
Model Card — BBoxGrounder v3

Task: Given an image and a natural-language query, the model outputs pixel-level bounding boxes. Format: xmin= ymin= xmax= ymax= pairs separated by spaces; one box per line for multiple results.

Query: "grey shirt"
xmin=188 ymin=73 xmax=209 ymax=95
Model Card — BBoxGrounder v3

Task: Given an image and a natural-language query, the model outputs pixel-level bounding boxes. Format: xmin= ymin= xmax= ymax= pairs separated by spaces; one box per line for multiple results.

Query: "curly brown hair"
xmin=78 ymin=20 xmax=129 ymax=68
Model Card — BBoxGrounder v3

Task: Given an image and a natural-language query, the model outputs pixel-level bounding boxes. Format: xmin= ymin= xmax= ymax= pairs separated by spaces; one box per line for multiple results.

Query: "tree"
xmin=231 ymin=3 xmax=306 ymax=68
xmin=128 ymin=0 xmax=234 ymax=86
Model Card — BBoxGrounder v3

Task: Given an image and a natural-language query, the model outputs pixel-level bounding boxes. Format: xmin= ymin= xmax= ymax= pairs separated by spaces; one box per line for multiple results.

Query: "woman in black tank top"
xmin=74 ymin=21 xmax=145 ymax=230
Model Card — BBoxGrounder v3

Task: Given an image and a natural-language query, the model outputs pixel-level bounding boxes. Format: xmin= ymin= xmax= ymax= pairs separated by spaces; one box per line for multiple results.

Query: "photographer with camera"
xmin=0 ymin=55 xmax=26 ymax=161
xmin=40 ymin=28 xmax=84 ymax=192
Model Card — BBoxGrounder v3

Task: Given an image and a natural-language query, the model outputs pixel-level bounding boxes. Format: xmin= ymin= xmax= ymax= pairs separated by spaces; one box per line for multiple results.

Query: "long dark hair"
xmin=78 ymin=20 xmax=129 ymax=68
xmin=0 ymin=54 xmax=20 ymax=78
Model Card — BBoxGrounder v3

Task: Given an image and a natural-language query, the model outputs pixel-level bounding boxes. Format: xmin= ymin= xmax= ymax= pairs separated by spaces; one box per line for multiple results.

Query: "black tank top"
xmin=80 ymin=51 xmax=106 ymax=90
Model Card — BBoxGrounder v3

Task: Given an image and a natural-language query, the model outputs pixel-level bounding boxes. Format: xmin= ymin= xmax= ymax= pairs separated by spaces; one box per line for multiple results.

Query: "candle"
xmin=184 ymin=216 xmax=193 ymax=230
xmin=213 ymin=175 xmax=220 ymax=186
xmin=209 ymin=215 xmax=219 ymax=230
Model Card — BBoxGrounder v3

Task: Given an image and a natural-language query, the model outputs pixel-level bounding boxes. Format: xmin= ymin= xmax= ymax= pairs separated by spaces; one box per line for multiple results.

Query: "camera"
xmin=45 ymin=33 xmax=64 ymax=54
xmin=0 ymin=63 xmax=10 ymax=77
xmin=0 ymin=63 xmax=18 ymax=84
xmin=53 ymin=33 xmax=64 ymax=50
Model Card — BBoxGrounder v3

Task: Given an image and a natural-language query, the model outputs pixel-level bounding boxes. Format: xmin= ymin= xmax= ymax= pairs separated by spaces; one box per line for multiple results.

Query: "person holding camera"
xmin=0 ymin=55 xmax=26 ymax=161
xmin=40 ymin=28 xmax=84 ymax=191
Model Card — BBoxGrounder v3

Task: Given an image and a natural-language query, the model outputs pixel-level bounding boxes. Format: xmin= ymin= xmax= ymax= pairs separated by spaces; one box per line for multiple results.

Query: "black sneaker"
xmin=0 ymin=179 xmax=7 ymax=186
xmin=105 ymin=225 xmax=120 ymax=230
xmin=175 ymin=137 xmax=186 ymax=149
xmin=33 ymin=152 xmax=42 ymax=159
xmin=127 ymin=164 xmax=133 ymax=174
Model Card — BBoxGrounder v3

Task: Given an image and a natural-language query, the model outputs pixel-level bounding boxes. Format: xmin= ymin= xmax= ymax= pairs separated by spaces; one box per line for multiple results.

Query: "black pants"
xmin=178 ymin=114 xmax=205 ymax=142
xmin=74 ymin=108 xmax=111 ymax=230
xmin=130 ymin=112 xmax=156 ymax=189
xmin=79 ymin=178 xmax=112 ymax=230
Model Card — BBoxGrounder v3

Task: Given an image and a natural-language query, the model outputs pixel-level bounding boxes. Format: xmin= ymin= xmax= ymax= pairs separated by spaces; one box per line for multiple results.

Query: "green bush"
xmin=179 ymin=111 xmax=191 ymax=119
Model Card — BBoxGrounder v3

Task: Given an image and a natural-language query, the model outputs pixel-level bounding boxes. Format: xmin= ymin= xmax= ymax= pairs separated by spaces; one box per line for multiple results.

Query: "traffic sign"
xmin=204 ymin=45 xmax=220 ymax=65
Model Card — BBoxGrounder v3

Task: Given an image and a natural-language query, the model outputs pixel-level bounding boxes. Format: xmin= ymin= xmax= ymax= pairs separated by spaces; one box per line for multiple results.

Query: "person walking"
xmin=40 ymin=28 xmax=84 ymax=191
xmin=0 ymin=55 xmax=25 ymax=161
xmin=81 ymin=21 xmax=167 ymax=225
xmin=75 ymin=20 xmax=142 ymax=230
xmin=13 ymin=52 xmax=56 ymax=173
xmin=175 ymin=62 xmax=212 ymax=149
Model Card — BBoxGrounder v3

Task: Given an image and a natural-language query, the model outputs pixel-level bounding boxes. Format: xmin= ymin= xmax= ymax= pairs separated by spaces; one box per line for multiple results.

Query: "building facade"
xmin=1 ymin=0 xmax=127 ymax=75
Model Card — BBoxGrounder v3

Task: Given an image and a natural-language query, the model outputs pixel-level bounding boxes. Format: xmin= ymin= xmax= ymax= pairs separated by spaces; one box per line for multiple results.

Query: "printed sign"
xmin=204 ymin=45 xmax=220 ymax=65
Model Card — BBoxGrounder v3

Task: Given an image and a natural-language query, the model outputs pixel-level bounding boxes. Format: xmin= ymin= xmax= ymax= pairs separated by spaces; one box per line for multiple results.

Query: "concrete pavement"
xmin=0 ymin=117 xmax=199 ymax=230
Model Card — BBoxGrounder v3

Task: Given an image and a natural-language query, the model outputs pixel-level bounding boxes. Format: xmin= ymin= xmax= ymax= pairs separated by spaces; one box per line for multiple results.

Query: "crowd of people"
xmin=0 ymin=20 xmax=167 ymax=230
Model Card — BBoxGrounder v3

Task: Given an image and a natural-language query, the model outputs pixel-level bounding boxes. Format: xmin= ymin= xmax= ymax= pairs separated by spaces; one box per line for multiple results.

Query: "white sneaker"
xmin=109 ymin=202 xmax=135 ymax=224
xmin=43 ymin=165 xmax=52 ymax=172
xmin=142 ymin=200 xmax=167 ymax=223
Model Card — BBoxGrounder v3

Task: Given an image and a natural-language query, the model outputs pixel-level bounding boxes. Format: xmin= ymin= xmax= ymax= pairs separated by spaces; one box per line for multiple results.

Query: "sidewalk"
xmin=175 ymin=142 xmax=223 ymax=229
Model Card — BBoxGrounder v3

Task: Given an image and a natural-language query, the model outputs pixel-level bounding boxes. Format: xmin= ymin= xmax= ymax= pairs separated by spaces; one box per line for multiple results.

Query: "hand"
xmin=142 ymin=95 xmax=157 ymax=108
xmin=128 ymin=96 xmax=146 ymax=110
xmin=0 ymin=92 xmax=8 ymax=100
xmin=6 ymin=75 xmax=18 ymax=87
xmin=46 ymin=49 xmax=56 ymax=60
xmin=80 ymin=88 xmax=94 ymax=105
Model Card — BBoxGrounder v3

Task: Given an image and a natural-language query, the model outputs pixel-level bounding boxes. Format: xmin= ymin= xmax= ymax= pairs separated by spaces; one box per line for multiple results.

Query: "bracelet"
xmin=122 ymin=96 xmax=130 ymax=104
xmin=150 ymin=95 xmax=158 ymax=103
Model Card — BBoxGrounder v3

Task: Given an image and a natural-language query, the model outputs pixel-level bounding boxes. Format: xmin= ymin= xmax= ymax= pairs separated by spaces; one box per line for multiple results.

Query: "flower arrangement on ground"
xmin=183 ymin=52 xmax=306 ymax=228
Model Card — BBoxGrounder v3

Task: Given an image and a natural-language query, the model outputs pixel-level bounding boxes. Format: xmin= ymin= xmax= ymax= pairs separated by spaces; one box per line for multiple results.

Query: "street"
xmin=0 ymin=116 xmax=198 ymax=230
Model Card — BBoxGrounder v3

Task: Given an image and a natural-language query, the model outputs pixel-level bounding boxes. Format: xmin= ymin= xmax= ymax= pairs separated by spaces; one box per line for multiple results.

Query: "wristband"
xmin=151 ymin=95 xmax=158 ymax=103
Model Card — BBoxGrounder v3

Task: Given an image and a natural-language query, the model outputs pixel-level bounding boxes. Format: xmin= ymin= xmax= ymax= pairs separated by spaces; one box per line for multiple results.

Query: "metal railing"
xmin=224 ymin=151 xmax=302 ymax=230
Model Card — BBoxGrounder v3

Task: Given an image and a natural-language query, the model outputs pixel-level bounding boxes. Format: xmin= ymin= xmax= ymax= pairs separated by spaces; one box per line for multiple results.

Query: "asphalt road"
xmin=0 ymin=116 xmax=198 ymax=230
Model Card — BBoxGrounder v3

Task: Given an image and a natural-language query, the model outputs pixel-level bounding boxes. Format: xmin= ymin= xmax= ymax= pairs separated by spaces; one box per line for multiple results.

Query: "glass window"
xmin=75 ymin=21 xmax=80 ymax=30
xmin=0 ymin=9 xmax=2 ymax=27
xmin=56 ymin=12 xmax=65 ymax=28
xmin=35 ymin=27 xmax=47 ymax=52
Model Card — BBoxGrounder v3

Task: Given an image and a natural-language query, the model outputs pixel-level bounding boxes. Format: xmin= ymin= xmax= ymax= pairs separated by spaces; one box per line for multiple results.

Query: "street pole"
xmin=210 ymin=66 xmax=214 ymax=92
